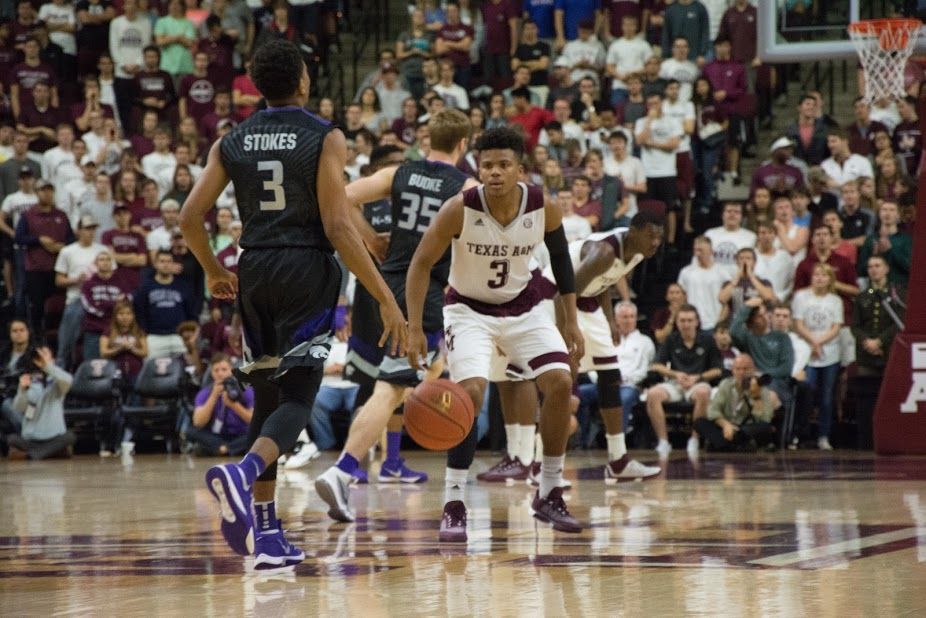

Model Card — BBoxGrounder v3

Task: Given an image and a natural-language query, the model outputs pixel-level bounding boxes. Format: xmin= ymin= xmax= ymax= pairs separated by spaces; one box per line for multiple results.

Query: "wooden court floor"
xmin=2 ymin=450 xmax=926 ymax=616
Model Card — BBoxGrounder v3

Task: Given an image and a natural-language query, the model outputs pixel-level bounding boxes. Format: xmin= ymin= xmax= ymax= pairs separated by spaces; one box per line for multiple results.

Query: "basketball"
xmin=404 ymin=379 xmax=475 ymax=451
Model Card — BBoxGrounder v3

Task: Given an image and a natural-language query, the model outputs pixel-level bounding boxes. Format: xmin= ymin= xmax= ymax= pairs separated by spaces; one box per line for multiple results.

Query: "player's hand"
xmin=406 ymin=325 xmax=428 ymax=371
xmin=562 ymin=320 xmax=585 ymax=366
xmin=207 ymin=267 xmax=238 ymax=300
xmin=368 ymin=232 xmax=390 ymax=264
xmin=378 ymin=299 xmax=407 ymax=357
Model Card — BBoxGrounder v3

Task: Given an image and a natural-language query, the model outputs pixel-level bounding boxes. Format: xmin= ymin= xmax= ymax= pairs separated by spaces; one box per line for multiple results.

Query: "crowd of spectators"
xmin=0 ymin=0 xmax=920 ymax=459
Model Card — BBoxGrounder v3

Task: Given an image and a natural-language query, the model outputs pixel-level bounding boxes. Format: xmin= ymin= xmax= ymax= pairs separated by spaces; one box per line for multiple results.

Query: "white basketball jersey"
xmin=569 ymin=228 xmax=644 ymax=298
xmin=448 ymin=183 xmax=546 ymax=304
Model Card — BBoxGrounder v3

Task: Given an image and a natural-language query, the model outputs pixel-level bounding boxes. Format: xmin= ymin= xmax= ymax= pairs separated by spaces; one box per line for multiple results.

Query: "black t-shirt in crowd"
xmin=515 ymin=41 xmax=551 ymax=87
xmin=656 ymin=331 xmax=723 ymax=376
xmin=75 ymin=0 xmax=113 ymax=49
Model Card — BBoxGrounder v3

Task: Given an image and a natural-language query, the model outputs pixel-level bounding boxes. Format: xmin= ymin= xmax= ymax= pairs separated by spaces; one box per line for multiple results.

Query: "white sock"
xmin=539 ymin=455 xmax=565 ymax=499
xmin=444 ymin=467 xmax=468 ymax=504
xmin=518 ymin=425 xmax=536 ymax=465
xmin=606 ymin=433 xmax=627 ymax=461
xmin=296 ymin=429 xmax=309 ymax=444
xmin=504 ymin=424 xmax=520 ymax=460
xmin=534 ymin=433 xmax=544 ymax=464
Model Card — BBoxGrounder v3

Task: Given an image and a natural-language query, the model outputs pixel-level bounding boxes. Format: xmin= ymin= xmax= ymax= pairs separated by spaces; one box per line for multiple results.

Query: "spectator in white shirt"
xmin=42 ymin=126 xmax=81 ymax=205
xmin=659 ymin=38 xmax=700 ymax=102
xmin=605 ymin=15 xmax=653 ymax=106
xmin=704 ymin=201 xmax=757 ymax=278
xmin=155 ymin=143 xmax=202 ymax=198
xmin=141 ymin=127 xmax=177 ymax=183
xmin=555 ymin=187 xmax=592 ymax=242
xmin=146 ymin=198 xmax=181 ymax=261
xmin=109 ymin=0 xmax=152 ymax=130
xmin=614 ymin=301 xmax=656 ymax=435
xmin=604 ymin=131 xmax=645 ymax=225
xmin=754 ymin=221 xmax=795 ymax=301
xmin=374 ymin=63 xmax=412 ymax=124
xmin=433 ymin=59 xmax=470 ymax=110
xmin=635 ymin=92 xmax=683 ymax=243
xmin=560 ymin=18 xmax=606 ymax=86
xmin=677 ymin=235 xmax=728 ymax=331
xmin=821 ymin=126 xmax=874 ymax=192
xmin=64 ymin=155 xmax=97 ymax=229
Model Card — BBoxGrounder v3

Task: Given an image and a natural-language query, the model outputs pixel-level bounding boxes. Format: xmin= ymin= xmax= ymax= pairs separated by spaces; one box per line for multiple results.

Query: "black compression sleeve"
xmin=544 ymin=225 xmax=576 ymax=295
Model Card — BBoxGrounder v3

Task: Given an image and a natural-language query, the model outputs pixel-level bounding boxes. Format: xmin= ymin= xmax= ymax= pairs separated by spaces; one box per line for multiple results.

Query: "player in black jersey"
xmin=315 ymin=109 xmax=477 ymax=522
xmin=179 ymin=40 xmax=406 ymax=568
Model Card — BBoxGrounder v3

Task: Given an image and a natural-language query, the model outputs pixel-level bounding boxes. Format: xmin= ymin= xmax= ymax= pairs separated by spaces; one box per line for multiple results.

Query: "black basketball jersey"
xmin=363 ymin=199 xmax=392 ymax=232
xmin=220 ymin=106 xmax=333 ymax=251
xmin=380 ymin=159 xmax=467 ymax=284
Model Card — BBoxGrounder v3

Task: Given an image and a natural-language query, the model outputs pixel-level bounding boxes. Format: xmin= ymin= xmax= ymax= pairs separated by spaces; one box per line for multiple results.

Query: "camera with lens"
xmin=222 ymin=376 xmax=243 ymax=402
xmin=740 ymin=373 xmax=772 ymax=393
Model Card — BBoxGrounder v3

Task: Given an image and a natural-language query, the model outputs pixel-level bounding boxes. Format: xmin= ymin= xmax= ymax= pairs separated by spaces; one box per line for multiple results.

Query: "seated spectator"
xmin=100 ymin=299 xmax=147 ymax=385
xmin=784 ymin=94 xmax=830 ymax=166
xmin=132 ymin=45 xmax=177 ymax=127
xmin=77 ymin=172 xmax=116 ymax=241
xmin=179 ymin=51 xmax=218 ymax=124
xmin=754 ymin=221 xmax=795 ymax=301
xmin=659 ymin=39 xmax=698 ymax=102
xmin=80 ymin=248 xmax=133 ymax=361
xmin=730 ymin=296 xmax=795 ymax=410
xmin=821 ymin=127 xmax=874 ymax=190
xmin=751 ymin=137 xmax=805 ymax=199
xmin=857 ymin=199 xmax=911 ymax=287
xmin=838 ymin=180 xmax=874 ymax=247
xmin=568 ymin=175 xmax=602 ymax=230
xmin=134 ymin=250 xmax=197 ymax=358
xmin=6 ymin=345 xmax=75 ymax=460
xmin=615 ymin=301 xmax=655 ymax=435
xmin=693 ymin=354 xmax=779 ymax=452
xmin=678 ymin=236 xmax=727 ymax=332
xmin=713 ymin=322 xmax=739 ymax=375
xmin=646 ymin=304 xmax=723 ymax=458
xmin=704 ymin=201 xmax=757 ymax=278
xmin=847 ymin=97 xmax=888 ymax=157
xmin=0 ymin=319 xmax=33 ymax=440
xmin=71 ymin=76 xmax=116 ymax=134
xmin=133 ymin=178 xmax=166 ymax=237
xmin=16 ymin=82 xmax=61 ymax=154
xmin=103 ymin=204 xmax=148 ymax=290
xmin=177 ymin=320 xmax=205 ymax=380
xmin=652 ymin=282 xmax=688 ymax=345
xmin=392 ymin=97 xmax=422 ymax=149
xmin=555 ymin=187 xmax=592 ymax=242
xmin=718 ymin=248 xmax=777 ymax=322
xmin=187 ymin=352 xmax=252 ymax=456
xmin=8 ymin=37 xmax=58 ymax=121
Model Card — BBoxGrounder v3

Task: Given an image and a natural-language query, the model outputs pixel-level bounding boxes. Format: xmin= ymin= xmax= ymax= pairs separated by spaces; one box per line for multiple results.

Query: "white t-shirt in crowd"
xmin=38 ymin=3 xmax=78 ymax=56
xmin=820 ymin=154 xmax=874 ymax=189
xmin=603 ymin=154 xmax=645 ymax=219
xmin=635 ymin=115 xmax=683 ymax=178
xmin=109 ymin=14 xmax=153 ymax=79
xmin=1 ymin=191 xmax=38 ymax=230
xmin=659 ymin=58 xmax=699 ymax=102
xmin=662 ymin=99 xmax=695 ymax=153
xmin=142 ymin=152 xmax=178 ymax=184
xmin=54 ymin=242 xmax=107 ymax=304
xmin=755 ymin=247 xmax=796 ymax=301
xmin=561 ymin=37 xmax=606 ymax=84
xmin=433 ymin=82 xmax=470 ymax=110
xmin=63 ymin=178 xmax=93 ymax=228
xmin=562 ymin=213 xmax=592 ymax=242
xmin=606 ymin=36 xmax=654 ymax=91
xmin=616 ymin=329 xmax=656 ymax=387
xmin=146 ymin=225 xmax=176 ymax=253
xmin=787 ymin=331 xmax=812 ymax=377
xmin=704 ymin=225 xmax=757 ymax=278
xmin=677 ymin=260 xmax=728 ymax=330
xmin=791 ymin=289 xmax=843 ymax=367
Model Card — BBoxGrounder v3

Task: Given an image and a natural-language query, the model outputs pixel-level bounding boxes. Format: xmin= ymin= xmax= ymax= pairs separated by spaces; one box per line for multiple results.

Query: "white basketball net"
xmin=849 ymin=19 xmax=922 ymax=104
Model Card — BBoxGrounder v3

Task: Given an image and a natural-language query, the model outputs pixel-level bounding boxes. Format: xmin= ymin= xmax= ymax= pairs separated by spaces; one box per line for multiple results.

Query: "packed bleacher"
xmin=0 ymin=0 xmax=920 ymax=460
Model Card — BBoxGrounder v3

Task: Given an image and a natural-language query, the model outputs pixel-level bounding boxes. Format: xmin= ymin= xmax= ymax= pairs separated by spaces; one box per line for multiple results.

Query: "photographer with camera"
xmin=6 ymin=345 xmax=76 ymax=460
xmin=694 ymin=354 xmax=780 ymax=452
xmin=186 ymin=352 xmax=253 ymax=456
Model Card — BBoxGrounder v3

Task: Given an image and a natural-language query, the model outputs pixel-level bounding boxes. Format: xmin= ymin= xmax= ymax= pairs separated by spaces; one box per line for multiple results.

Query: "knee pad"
xmin=597 ymin=369 xmax=623 ymax=409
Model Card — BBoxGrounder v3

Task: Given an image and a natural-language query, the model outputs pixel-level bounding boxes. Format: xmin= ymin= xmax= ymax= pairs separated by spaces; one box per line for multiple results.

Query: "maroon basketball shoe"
xmin=439 ymin=500 xmax=467 ymax=542
xmin=531 ymin=488 xmax=582 ymax=533
xmin=476 ymin=455 xmax=530 ymax=482
xmin=604 ymin=454 xmax=661 ymax=483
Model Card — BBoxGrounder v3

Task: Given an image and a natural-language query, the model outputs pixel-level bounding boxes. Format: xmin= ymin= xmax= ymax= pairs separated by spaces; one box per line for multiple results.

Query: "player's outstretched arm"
xmin=543 ymin=196 xmax=584 ymax=363
xmin=317 ymin=129 xmax=407 ymax=356
xmin=406 ymin=193 xmax=464 ymax=370
xmin=346 ymin=166 xmax=399 ymax=262
xmin=179 ymin=140 xmax=237 ymax=300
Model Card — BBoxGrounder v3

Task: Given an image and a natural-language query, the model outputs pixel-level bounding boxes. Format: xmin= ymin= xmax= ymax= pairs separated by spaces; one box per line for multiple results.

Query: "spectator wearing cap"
xmin=16 ymin=81 xmax=61 ymax=154
xmin=560 ymin=18 xmax=606 ymax=87
xmin=510 ymin=86 xmax=555 ymax=151
xmin=0 ymin=166 xmax=39 ymax=318
xmin=8 ymin=37 xmax=59 ymax=121
xmin=14 ymin=178 xmax=73 ymax=336
xmin=132 ymin=45 xmax=177 ymax=127
xmin=821 ymin=126 xmax=875 ymax=192
xmin=102 ymin=203 xmax=146 ymax=290
xmin=77 ymin=172 xmax=116 ymax=242
xmin=661 ymin=0 xmax=710 ymax=65
xmin=0 ymin=132 xmax=42 ymax=201
xmin=80 ymin=248 xmax=134 ymax=362
xmin=134 ymin=249 xmax=197 ymax=359
xmin=553 ymin=0 xmax=600 ymax=52
xmin=750 ymin=137 xmax=806 ymax=199
xmin=146 ymin=198 xmax=181 ymax=261
xmin=375 ymin=63 xmax=412 ymax=125
xmin=54 ymin=213 xmax=106 ymax=368
xmin=435 ymin=2 xmax=475 ymax=89
xmin=481 ymin=0 xmax=520 ymax=90
xmin=63 ymin=154 xmax=97 ymax=228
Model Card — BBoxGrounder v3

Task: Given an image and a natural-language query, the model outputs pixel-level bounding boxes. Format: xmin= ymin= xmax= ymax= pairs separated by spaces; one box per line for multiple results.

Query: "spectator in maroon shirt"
xmin=509 ymin=86 xmax=555 ymax=150
xmin=132 ymin=45 xmax=176 ymax=128
xmin=603 ymin=0 xmax=645 ymax=42
xmin=391 ymin=97 xmax=421 ymax=149
xmin=14 ymin=182 xmax=74 ymax=336
xmin=200 ymin=88 xmax=237 ymax=145
xmin=847 ymin=97 xmax=888 ymax=158
xmin=435 ymin=2 xmax=475 ymax=89
xmin=71 ymin=76 xmax=116 ymax=133
xmin=211 ymin=218 xmax=240 ymax=317
xmin=179 ymin=51 xmax=218 ymax=123
xmin=129 ymin=110 xmax=159 ymax=159
xmin=101 ymin=203 xmax=147 ymax=290
xmin=8 ymin=37 xmax=59 ymax=121
xmin=481 ymin=0 xmax=519 ymax=90
xmin=750 ymin=137 xmax=805 ymax=199
xmin=197 ymin=15 xmax=236 ymax=88
xmin=717 ymin=0 xmax=757 ymax=67
xmin=130 ymin=178 xmax=163 ymax=236
xmin=794 ymin=224 xmax=860 ymax=321
xmin=79 ymin=248 xmax=134 ymax=361
xmin=569 ymin=174 xmax=602 ymax=230
xmin=10 ymin=0 xmax=40 ymax=52
xmin=16 ymin=82 xmax=61 ymax=154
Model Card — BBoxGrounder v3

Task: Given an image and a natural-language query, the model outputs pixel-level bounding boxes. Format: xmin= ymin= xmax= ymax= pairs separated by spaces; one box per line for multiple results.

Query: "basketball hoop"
xmin=849 ymin=18 xmax=923 ymax=103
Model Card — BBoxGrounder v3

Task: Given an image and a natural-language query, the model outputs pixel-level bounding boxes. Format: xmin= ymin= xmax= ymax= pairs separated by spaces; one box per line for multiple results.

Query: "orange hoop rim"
xmin=849 ymin=18 xmax=923 ymax=51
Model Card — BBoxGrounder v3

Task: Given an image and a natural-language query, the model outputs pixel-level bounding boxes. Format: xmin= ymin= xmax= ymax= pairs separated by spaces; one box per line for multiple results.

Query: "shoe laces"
xmin=546 ymin=490 xmax=569 ymax=515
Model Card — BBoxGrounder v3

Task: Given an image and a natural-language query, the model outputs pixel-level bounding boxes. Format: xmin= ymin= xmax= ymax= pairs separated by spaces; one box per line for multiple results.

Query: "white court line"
xmin=748 ymin=528 xmax=919 ymax=567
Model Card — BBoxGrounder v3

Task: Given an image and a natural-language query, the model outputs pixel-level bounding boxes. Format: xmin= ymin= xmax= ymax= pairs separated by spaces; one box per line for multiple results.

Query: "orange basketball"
xmin=404 ymin=379 xmax=475 ymax=451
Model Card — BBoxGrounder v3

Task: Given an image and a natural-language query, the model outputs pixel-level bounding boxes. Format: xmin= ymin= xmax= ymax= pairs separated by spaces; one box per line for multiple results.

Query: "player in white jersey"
xmin=406 ymin=128 xmax=585 ymax=540
xmin=544 ymin=214 xmax=665 ymax=482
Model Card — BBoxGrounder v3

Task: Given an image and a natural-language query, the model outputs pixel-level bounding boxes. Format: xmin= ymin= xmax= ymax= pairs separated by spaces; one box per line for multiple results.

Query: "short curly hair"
xmin=251 ymin=39 xmax=305 ymax=103
xmin=474 ymin=127 xmax=525 ymax=159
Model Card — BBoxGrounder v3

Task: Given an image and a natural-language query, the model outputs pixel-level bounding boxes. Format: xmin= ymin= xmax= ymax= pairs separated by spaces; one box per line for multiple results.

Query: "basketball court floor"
xmin=2 ymin=451 xmax=925 ymax=615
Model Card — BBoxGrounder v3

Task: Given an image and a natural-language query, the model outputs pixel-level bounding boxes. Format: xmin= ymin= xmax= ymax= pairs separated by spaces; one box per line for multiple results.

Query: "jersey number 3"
xmin=488 ymin=259 xmax=509 ymax=289
xmin=397 ymin=191 xmax=441 ymax=232
xmin=258 ymin=160 xmax=285 ymax=211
